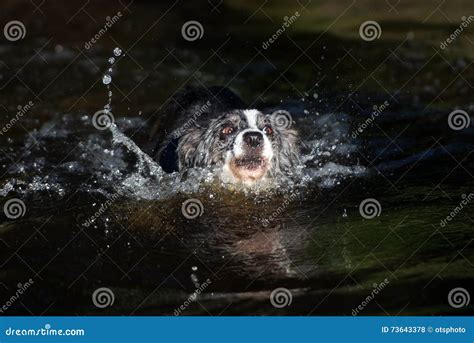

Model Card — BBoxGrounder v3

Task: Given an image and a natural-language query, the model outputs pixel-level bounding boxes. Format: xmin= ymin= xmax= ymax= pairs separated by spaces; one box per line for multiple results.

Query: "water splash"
xmin=109 ymin=123 xmax=163 ymax=180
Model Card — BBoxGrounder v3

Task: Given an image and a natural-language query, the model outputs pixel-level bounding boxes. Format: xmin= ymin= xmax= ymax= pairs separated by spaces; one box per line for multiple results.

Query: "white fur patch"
xmin=243 ymin=109 xmax=259 ymax=129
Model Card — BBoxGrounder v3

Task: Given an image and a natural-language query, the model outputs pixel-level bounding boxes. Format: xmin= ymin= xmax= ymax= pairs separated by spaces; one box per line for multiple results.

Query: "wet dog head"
xmin=177 ymin=109 xmax=300 ymax=184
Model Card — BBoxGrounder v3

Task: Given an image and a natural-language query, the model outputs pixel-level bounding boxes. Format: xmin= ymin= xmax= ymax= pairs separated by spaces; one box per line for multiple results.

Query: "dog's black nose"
xmin=243 ymin=131 xmax=263 ymax=148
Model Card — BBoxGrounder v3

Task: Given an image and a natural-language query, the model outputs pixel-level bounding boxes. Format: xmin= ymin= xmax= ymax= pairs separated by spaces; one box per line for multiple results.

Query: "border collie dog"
xmin=149 ymin=86 xmax=301 ymax=185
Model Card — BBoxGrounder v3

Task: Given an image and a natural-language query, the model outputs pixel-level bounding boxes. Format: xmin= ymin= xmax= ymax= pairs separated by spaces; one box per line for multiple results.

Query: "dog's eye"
xmin=263 ymin=125 xmax=273 ymax=136
xmin=221 ymin=126 xmax=234 ymax=135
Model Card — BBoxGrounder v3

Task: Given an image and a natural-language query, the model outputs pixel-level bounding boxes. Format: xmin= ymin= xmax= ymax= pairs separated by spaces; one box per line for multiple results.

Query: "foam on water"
xmin=0 ymin=112 xmax=368 ymax=200
xmin=0 ymin=47 xmax=369 ymax=201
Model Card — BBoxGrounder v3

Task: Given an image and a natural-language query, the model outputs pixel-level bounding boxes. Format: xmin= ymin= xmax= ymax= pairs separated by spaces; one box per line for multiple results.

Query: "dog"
xmin=149 ymin=86 xmax=301 ymax=185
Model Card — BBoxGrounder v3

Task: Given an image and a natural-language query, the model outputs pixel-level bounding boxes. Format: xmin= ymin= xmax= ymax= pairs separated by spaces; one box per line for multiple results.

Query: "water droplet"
xmin=108 ymin=57 xmax=115 ymax=64
xmin=102 ymin=74 xmax=112 ymax=85
xmin=313 ymin=93 xmax=318 ymax=99
xmin=191 ymin=266 xmax=198 ymax=271
xmin=54 ymin=45 xmax=64 ymax=53
xmin=342 ymin=209 xmax=348 ymax=217
xmin=113 ymin=47 xmax=122 ymax=57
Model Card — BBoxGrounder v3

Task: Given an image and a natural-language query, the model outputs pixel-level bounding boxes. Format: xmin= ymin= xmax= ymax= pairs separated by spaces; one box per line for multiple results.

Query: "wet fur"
xmin=150 ymin=86 xmax=301 ymax=182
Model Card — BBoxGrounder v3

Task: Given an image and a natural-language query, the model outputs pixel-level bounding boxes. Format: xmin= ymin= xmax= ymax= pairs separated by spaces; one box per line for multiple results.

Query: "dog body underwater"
xmin=149 ymin=86 xmax=301 ymax=185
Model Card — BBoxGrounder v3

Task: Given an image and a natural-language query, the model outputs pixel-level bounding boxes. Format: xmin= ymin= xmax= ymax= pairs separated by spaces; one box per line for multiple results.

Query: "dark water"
xmin=0 ymin=1 xmax=473 ymax=315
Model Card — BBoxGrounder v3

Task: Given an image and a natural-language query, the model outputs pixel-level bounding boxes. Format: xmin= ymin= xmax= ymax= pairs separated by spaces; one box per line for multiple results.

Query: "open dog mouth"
xmin=227 ymin=154 xmax=270 ymax=182
xmin=234 ymin=157 xmax=267 ymax=170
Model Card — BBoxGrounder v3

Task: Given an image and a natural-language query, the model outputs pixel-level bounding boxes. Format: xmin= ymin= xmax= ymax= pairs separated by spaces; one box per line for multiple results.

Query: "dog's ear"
xmin=279 ymin=127 xmax=301 ymax=171
xmin=267 ymin=110 xmax=301 ymax=175
xmin=177 ymin=127 xmax=203 ymax=171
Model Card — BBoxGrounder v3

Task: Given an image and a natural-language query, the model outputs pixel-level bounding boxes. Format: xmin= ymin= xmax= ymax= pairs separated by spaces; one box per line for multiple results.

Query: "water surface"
xmin=0 ymin=0 xmax=473 ymax=315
